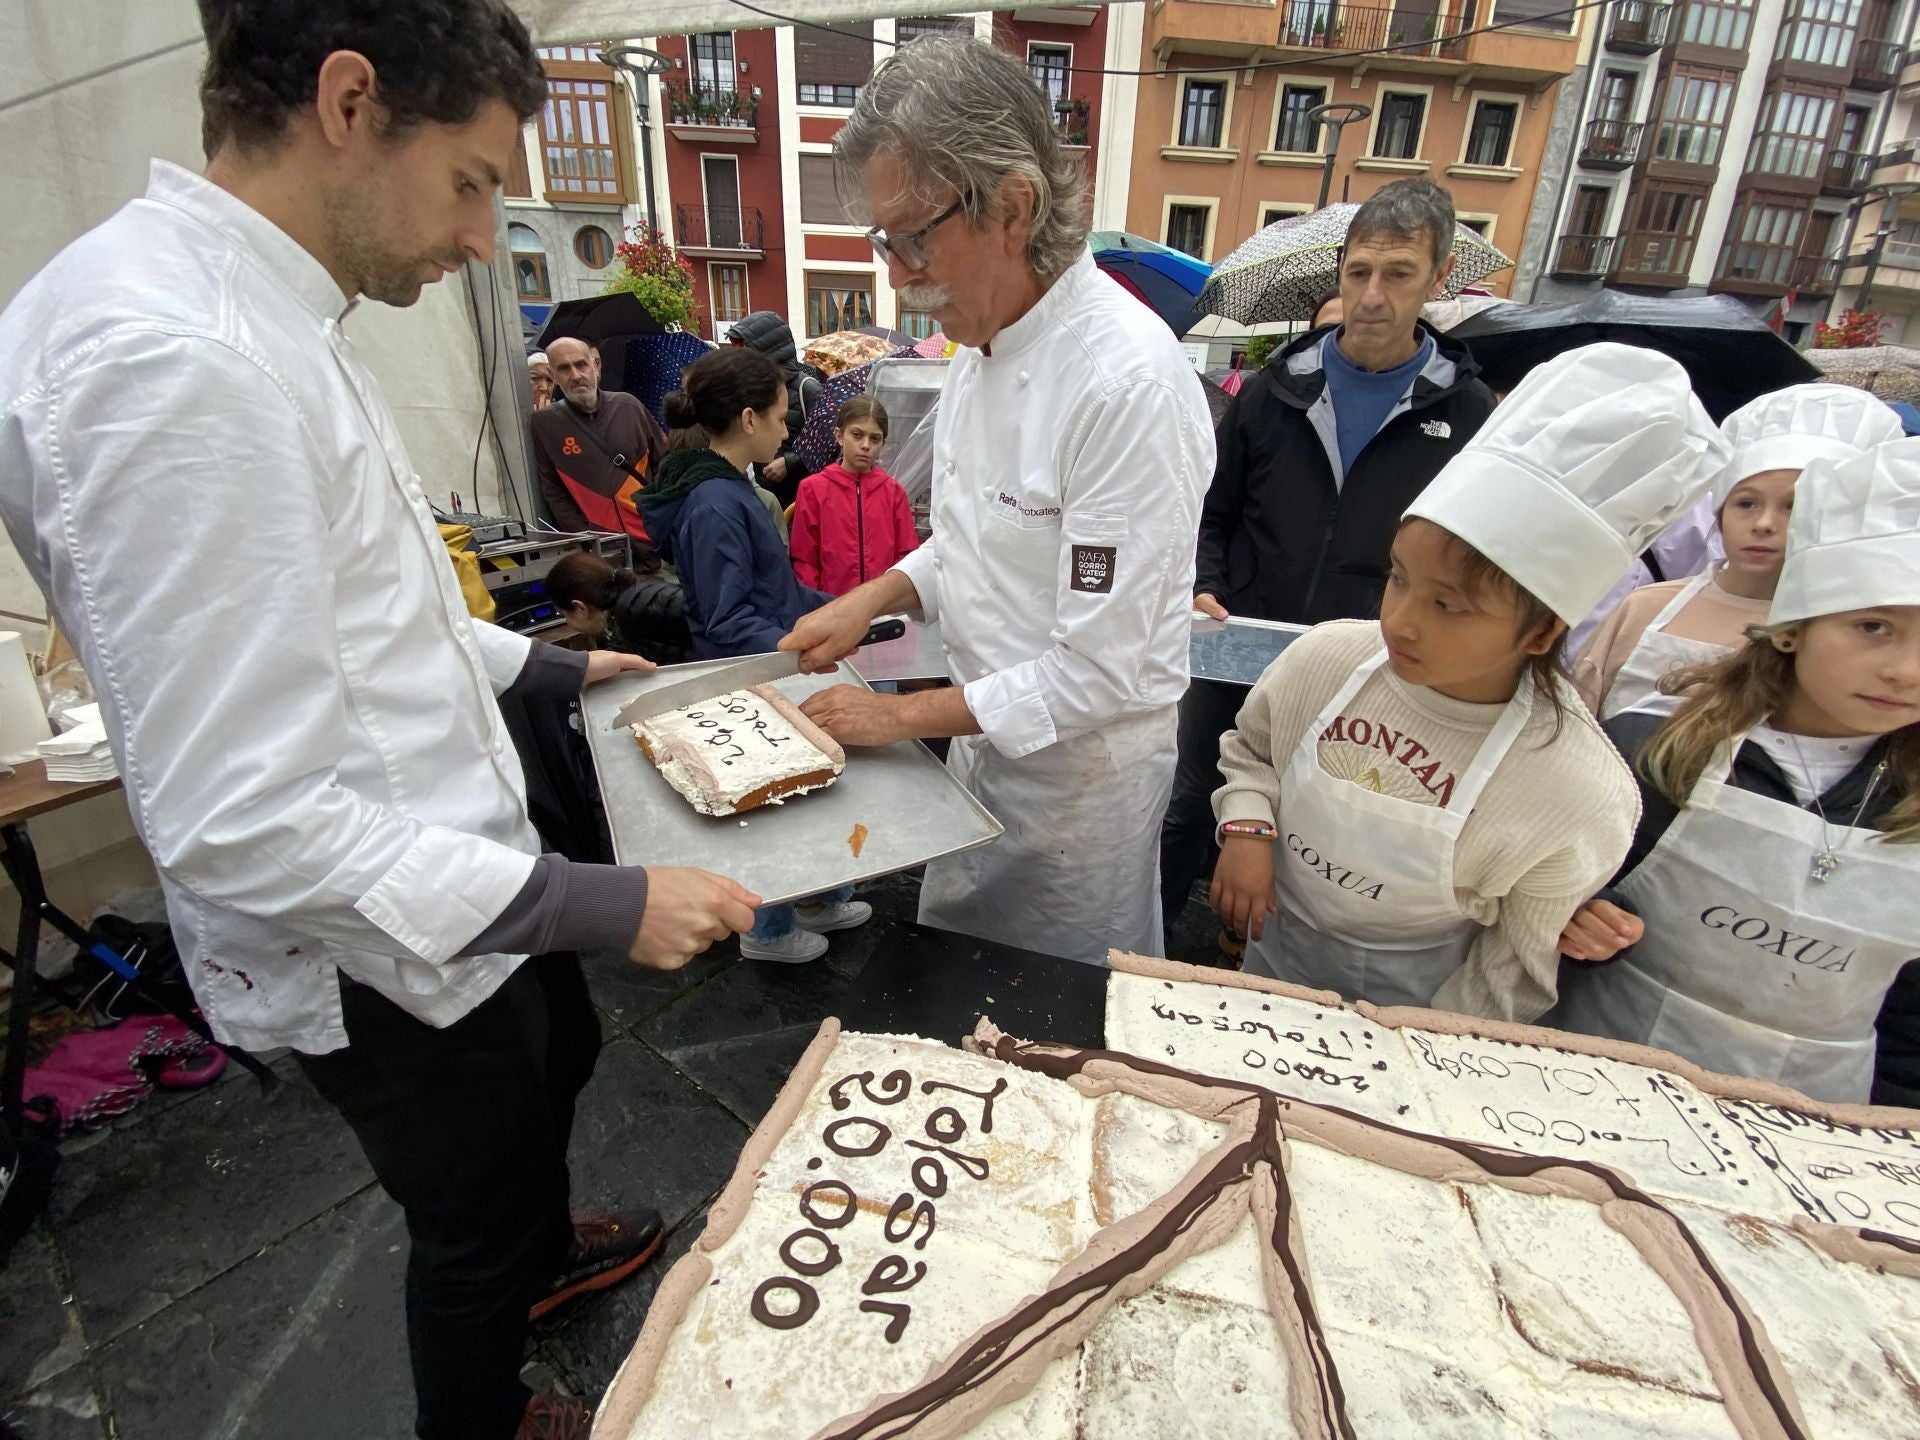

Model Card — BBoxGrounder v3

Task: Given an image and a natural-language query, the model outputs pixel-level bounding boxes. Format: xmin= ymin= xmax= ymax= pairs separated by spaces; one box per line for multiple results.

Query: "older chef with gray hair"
xmin=782 ymin=37 xmax=1214 ymax=965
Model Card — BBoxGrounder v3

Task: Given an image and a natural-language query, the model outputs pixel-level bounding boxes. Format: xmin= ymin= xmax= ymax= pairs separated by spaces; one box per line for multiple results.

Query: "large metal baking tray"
xmin=850 ymin=617 xmax=948 ymax=684
xmin=582 ymin=659 xmax=1002 ymax=906
xmin=1189 ymin=614 xmax=1309 ymax=686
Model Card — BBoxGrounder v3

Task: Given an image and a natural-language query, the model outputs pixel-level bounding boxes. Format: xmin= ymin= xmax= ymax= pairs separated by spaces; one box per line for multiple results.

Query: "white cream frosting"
xmin=608 ymin=1006 xmax=1920 ymax=1440
xmin=634 ymin=688 xmax=840 ymax=815
xmin=1104 ymin=969 xmax=1437 ymax=1130
xmin=1714 ymin=1097 xmax=1920 ymax=1242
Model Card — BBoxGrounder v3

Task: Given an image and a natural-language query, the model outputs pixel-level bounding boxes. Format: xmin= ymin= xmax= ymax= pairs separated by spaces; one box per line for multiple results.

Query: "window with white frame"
xmin=1178 ymin=79 xmax=1227 ymax=148
xmin=1029 ymin=44 xmax=1071 ymax=109
xmin=689 ymin=33 xmax=735 ymax=95
xmin=710 ymin=264 xmax=749 ymax=324
xmin=807 ymin=272 xmax=876 ymax=335
xmin=1275 ymin=84 xmax=1326 ymax=153
xmin=899 ymin=309 xmax=939 ymax=339
xmin=1165 ymin=203 xmax=1212 ymax=258
xmin=897 ymin=15 xmax=973 ymax=43
xmin=1373 ymin=92 xmax=1426 ymax=159
xmin=1464 ymin=100 xmax=1519 ymax=167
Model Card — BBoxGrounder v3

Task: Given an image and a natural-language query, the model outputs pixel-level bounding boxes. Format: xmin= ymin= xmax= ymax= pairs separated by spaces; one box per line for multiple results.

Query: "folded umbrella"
xmin=1200 ymin=205 xmax=1511 ymax=326
xmin=1090 ymin=230 xmax=1212 ymax=336
xmin=1451 ymin=291 xmax=1819 ymax=421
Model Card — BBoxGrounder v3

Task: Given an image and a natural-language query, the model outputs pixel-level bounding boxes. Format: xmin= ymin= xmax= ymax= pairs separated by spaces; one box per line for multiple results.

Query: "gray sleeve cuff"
xmin=458 ymin=853 xmax=650 ymax=957
xmin=505 ymin=642 xmax=589 ymax=702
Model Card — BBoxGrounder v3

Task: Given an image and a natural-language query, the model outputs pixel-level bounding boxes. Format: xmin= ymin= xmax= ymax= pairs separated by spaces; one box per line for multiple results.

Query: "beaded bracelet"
xmin=1218 ymin=821 xmax=1277 ymax=841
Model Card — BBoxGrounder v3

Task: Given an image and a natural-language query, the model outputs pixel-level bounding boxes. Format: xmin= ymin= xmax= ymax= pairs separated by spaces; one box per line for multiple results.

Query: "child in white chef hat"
xmin=1210 ymin=342 xmax=1729 ymax=1021
xmin=1553 ymin=440 xmax=1920 ymax=1103
xmin=1571 ymin=384 xmax=1901 ymax=721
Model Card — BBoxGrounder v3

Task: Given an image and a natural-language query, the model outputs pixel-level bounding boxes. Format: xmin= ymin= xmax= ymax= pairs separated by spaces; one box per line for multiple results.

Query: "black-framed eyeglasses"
xmin=866 ymin=198 xmax=965 ymax=271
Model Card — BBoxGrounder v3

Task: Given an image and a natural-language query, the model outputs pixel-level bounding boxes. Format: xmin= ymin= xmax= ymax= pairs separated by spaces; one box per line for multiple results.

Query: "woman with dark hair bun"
xmin=662 ymin=383 xmax=787 ymax=540
xmin=544 ymin=551 xmax=691 ymax=665
xmin=639 ymin=347 xmax=871 ymax=965
xmin=640 ymin=349 xmax=827 ymax=659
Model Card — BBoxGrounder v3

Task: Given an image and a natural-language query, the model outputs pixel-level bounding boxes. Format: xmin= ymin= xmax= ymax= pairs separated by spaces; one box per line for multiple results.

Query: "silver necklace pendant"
xmin=1810 ymin=848 xmax=1839 ymax=882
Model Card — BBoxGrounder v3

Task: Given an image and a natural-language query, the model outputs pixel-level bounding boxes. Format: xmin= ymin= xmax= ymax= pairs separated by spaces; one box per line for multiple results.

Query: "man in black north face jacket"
xmin=1160 ymin=178 xmax=1497 ymax=945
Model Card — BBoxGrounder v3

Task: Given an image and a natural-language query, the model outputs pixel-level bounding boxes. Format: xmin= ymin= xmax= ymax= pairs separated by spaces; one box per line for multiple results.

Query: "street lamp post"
xmin=1305 ymin=102 xmax=1372 ymax=211
xmin=601 ymin=44 xmax=674 ymax=237
xmin=1856 ymin=180 xmax=1920 ymax=313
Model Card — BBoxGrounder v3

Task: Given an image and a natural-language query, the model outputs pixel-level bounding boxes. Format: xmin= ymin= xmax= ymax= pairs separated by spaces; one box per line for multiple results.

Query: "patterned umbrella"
xmin=790 ymin=335 xmax=952 ymax=473
xmin=617 ymin=330 xmax=715 ymax=424
xmin=792 ymin=345 xmax=912 ymax=473
xmin=1198 ymin=205 xmax=1512 ymax=326
xmin=1805 ymin=345 xmax=1920 ymax=404
xmin=804 ymin=330 xmax=897 ymax=376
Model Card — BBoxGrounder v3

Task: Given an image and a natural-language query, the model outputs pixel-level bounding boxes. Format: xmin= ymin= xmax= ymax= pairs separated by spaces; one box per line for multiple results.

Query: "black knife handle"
xmin=860 ymin=619 xmax=907 ymax=646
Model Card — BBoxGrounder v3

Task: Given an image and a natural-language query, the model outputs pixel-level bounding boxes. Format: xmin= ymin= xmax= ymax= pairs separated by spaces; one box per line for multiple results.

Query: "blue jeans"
xmin=750 ymin=885 xmax=856 ymax=941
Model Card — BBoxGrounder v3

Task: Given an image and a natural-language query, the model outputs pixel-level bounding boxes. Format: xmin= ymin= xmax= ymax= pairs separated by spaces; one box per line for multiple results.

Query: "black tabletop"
xmin=838 ymin=923 xmax=1109 ymax=1050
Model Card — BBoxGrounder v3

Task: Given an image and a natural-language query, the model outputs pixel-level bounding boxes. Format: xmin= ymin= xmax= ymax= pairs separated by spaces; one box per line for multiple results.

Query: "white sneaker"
xmin=796 ymin=901 xmax=874 ymax=935
xmin=739 ymin=928 xmax=830 ymax=964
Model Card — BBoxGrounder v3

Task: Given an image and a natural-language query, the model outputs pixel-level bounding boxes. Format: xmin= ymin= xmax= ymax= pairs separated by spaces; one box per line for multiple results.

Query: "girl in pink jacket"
xmin=790 ymin=397 xmax=919 ymax=596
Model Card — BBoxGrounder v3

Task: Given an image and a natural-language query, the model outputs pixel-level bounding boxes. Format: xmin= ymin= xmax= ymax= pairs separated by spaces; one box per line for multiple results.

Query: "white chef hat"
xmin=1769 ymin=437 xmax=1920 ymax=625
xmin=1403 ymin=342 xmax=1731 ymax=625
xmin=1715 ymin=383 xmax=1902 ymax=507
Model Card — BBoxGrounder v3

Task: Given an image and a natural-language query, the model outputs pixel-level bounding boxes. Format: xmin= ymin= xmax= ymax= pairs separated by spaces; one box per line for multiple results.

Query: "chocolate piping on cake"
xmin=984 ymin=1032 xmax=1812 ymax=1440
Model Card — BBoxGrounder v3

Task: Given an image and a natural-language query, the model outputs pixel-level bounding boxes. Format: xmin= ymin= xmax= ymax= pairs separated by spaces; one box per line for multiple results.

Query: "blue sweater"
xmin=1322 ymin=331 xmax=1434 ymax=475
xmin=641 ymin=451 xmax=833 ymax=660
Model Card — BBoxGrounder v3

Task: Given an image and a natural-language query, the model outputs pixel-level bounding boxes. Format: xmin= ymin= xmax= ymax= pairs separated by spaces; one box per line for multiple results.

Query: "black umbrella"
xmin=1449 ymin=292 xmax=1818 ymax=422
xmin=535 ymin=293 xmax=667 ymax=396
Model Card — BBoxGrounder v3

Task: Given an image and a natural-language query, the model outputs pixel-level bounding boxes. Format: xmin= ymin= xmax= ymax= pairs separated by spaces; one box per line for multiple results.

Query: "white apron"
xmin=1600 ymin=573 xmax=1730 ymax=720
xmin=1552 ymin=738 xmax=1918 ymax=1102
xmin=918 ymin=707 xmax=1178 ymax=966
xmin=1246 ymin=649 xmax=1533 ymax=1007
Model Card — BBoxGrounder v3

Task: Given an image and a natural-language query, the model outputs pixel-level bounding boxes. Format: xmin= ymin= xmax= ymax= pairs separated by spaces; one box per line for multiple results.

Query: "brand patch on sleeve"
xmin=1071 ymin=545 xmax=1117 ymax=594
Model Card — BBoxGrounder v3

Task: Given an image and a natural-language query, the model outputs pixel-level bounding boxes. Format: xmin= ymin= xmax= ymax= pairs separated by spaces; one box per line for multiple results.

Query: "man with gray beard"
xmin=780 ymin=37 xmax=1215 ymax=965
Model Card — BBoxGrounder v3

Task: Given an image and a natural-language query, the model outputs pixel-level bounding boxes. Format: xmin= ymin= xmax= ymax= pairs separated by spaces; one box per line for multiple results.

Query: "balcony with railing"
xmin=1053 ymin=97 xmax=1090 ymax=149
xmin=662 ymin=85 xmax=759 ymax=143
xmin=674 ymin=203 xmax=766 ymax=257
xmin=1606 ymin=0 xmax=1670 ymax=52
xmin=1551 ymin=234 xmax=1617 ymax=278
xmin=1580 ymin=119 xmax=1644 ymax=170
xmin=1877 ymin=140 xmax=1920 ymax=185
xmin=1791 ymin=254 xmax=1841 ymax=292
xmin=1823 ymin=149 xmax=1874 ymax=195
xmin=1855 ymin=37 xmax=1905 ymax=89
xmin=1882 ymin=238 xmax=1920 ymax=269
xmin=1277 ymin=2 xmax=1469 ymax=60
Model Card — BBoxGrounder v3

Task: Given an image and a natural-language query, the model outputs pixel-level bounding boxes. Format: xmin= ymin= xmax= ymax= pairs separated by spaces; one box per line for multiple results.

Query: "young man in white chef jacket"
xmin=0 ymin=6 xmax=756 ymax=1438
xmin=782 ymin=39 xmax=1215 ymax=966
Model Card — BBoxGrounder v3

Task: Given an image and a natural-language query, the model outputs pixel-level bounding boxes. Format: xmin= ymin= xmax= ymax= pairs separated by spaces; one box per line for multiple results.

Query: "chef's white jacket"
xmin=0 ymin=162 xmax=541 ymax=1054
xmin=894 ymin=251 xmax=1215 ymax=756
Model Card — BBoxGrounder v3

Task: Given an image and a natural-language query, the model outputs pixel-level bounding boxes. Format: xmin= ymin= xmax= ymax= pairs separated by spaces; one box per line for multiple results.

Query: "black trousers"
xmin=1157 ymin=679 xmax=1252 ymax=927
xmin=296 ymin=954 xmax=601 ymax=1440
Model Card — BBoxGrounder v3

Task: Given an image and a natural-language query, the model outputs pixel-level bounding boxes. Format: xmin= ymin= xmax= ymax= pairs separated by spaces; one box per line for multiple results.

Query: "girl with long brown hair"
xmin=1554 ymin=441 xmax=1920 ymax=1103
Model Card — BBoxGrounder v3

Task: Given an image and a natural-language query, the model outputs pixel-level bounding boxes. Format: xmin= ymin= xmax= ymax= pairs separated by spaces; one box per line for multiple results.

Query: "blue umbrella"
xmin=618 ymin=331 xmax=715 ymax=425
xmin=1089 ymin=231 xmax=1211 ymax=337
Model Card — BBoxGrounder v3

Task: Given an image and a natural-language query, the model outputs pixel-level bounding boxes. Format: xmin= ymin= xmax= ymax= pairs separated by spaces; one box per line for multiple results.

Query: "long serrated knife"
xmin=611 ymin=619 xmax=907 ymax=730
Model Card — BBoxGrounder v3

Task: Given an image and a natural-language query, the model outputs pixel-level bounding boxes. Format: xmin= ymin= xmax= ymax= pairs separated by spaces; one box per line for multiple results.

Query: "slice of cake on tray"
xmin=632 ymin=685 xmax=846 ymax=817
